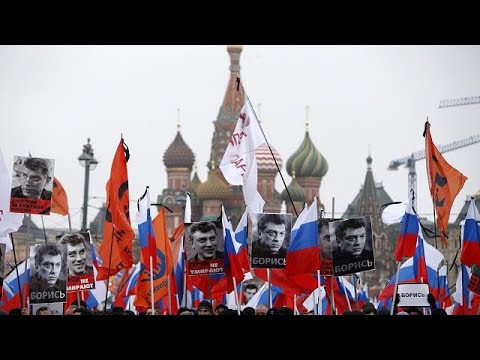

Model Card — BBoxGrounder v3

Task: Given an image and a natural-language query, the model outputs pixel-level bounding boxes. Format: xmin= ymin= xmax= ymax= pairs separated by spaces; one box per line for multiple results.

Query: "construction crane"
xmin=388 ymin=134 xmax=480 ymax=209
xmin=439 ymin=95 xmax=480 ymax=108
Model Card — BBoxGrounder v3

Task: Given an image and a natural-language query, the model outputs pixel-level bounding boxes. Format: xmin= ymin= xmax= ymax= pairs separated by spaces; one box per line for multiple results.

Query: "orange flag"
xmin=96 ymin=138 xmax=135 ymax=280
xmin=134 ymin=208 xmax=174 ymax=308
xmin=51 ymin=177 xmax=69 ymax=216
xmin=424 ymin=121 xmax=468 ymax=247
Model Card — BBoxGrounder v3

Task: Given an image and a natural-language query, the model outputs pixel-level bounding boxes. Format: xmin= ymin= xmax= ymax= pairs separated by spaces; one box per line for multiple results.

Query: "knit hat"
xmin=197 ymin=300 xmax=213 ymax=313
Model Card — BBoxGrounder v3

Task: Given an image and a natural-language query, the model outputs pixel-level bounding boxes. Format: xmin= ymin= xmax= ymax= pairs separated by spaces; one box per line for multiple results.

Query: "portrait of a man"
xmin=330 ymin=216 xmax=375 ymax=276
xmin=318 ymin=218 xmax=341 ymax=276
xmin=250 ymin=213 xmax=292 ymax=269
xmin=185 ymin=221 xmax=224 ymax=275
xmin=29 ymin=244 xmax=67 ymax=304
xmin=10 ymin=156 xmax=55 ymax=215
xmin=243 ymin=283 xmax=258 ymax=304
xmin=58 ymin=231 xmax=95 ymax=290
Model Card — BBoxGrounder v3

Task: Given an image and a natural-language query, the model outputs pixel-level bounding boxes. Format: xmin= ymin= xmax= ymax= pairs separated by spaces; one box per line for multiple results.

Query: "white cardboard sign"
xmin=397 ymin=283 xmax=430 ymax=307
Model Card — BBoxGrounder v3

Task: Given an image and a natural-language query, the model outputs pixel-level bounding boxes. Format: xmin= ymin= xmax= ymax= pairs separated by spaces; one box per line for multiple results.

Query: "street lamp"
xmin=78 ymin=138 xmax=99 ymax=231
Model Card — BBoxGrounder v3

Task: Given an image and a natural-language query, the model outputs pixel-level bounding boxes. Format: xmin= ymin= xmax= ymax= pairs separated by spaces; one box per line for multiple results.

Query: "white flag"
xmin=0 ymin=147 xmax=24 ymax=236
xmin=184 ymin=192 xmax=191 ymax=223
xmin=220 ymin=100 xmax=266 ymax=214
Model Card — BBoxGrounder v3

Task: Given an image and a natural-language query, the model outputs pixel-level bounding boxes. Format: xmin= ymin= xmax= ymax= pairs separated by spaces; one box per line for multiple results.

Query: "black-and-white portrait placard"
xmin=330 ymin=216 xmax=375 ymax=276
xmin=29 ymin=244 xmax=67 ymax=304
xmin=250 ymin=213 xmax=292 ymax=269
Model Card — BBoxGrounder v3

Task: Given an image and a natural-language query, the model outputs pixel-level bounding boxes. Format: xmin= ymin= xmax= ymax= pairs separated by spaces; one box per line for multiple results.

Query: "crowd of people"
xmin=0 ymin=293 xmax=447 ymax=315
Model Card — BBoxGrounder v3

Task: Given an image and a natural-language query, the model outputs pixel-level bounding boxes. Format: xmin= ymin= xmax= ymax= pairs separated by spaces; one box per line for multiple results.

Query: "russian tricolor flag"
xmin=413 ymin=230 xmax=428 ymax=283
xmin=235 ymin=209 xmax=250 ymax=272
xmin=302 ymin=287 xmax=326 ymax=314
xmin=394 ymin=192 xmax=419 ymax=262
xmin=0 ymin=259 xmax=29 ymax=312
xmin=379 ymin=235 xmax=447 ymax=306
xmin=222 ymin=206 xmax=247 ymax=293
xmin=460 ymin=199 xmax=480 ymax=268
xmin=85 ymin=241 xmax=107 ymax=310
xmin=112 ymin=262 xmax=140 ymax=308
xmin=174 ymin=193 xmax=190 ymax=306
xmin=286 ymin=198 xmax=320 ymax=276
xmin=245 ymin=283 xmax=280 ymax=309
xmin=137 ymin=187 xmax=156 ymax=270
xmin=452 ymin=264 xmax=473 ymax=311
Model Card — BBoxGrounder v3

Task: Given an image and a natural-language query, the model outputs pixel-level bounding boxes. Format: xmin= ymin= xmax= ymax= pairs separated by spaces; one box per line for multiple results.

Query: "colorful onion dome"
xmin=256 ymin=143 xmax=283 ymax=172
xmin=286 ymin=131 xmax=328 ymax=178
xmin=163 ymin=130 xmax=195 ymax=169
xmin=196 ymin=161 xmax=229 ymax=200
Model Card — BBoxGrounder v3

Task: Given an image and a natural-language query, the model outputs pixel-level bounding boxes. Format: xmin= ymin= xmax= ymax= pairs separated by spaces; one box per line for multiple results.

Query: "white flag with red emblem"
xmin=220 ymin=100 xmax=266 ymax=213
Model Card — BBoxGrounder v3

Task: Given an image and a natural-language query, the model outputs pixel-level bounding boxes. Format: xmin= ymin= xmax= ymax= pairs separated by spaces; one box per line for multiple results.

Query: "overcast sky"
xmin=1 ymin=45 xmax=479 ymax=231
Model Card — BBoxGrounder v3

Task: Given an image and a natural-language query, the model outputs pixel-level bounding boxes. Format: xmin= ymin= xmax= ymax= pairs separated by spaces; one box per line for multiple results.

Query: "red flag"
xmin=424 ymin=121 xmax=467 ymax=247
xmin=51 ymin=177 xmax=69 ymax=216
xmin=96 ymin=138 xmax=135 ymax=280
xmin=134 ymin=208 xmax=174 ymax=308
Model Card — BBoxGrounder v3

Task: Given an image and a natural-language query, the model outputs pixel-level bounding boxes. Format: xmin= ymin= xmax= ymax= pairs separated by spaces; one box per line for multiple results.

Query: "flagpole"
xmin=67 ymin=211 xmax=79 ymax=305
xmin=267 ymin=268 xmax=272 ymax=308
xmin=167 ymin=275 xmax=172 ymax=315
xmin=240 ymin=80 xmax=298 ymax=217
xmin=353 ymin=274 xmax=359 ymax=311
xmin=390 ymin=261 xmax=401 ymax=315
xmin=104 ymin=230 xmax=115 ymax=312
xmin=175 ymin=293 xmax=180 ymax=310
xmin=436 ymin=265 xmax=441 ymax=308
xmin=330 ymin=197 xmax=336 ymax=315
xmin=207 ymin=274 xmax=212 ymax=303
xmin=25 ymin=214 xmax=31 ymax=309
xmin=182 ymin=266 xmax=187 ymax=307
xmin=433 ymin=202 xmax=438 ymax=249
xmin=316 ymin=207 xmax=323 ymax=315
xmin=149 ymin=256 xmax=154 ymax=314
xmin=9 ymin=233 xmax=23 ymax=309
xmin=340 ymin=278 xmax=352 ymax=311
xmin=232 ymin=277 xmax=241 ymax=315
xmin=40 ymin=215 xmax=48 ymax=245
xmin=442 ymin=261 xmax=447 ymax=309
xmin=316 ymin=270 xmax=322 ymax=315
xmin=239 ymin=279 xmax=244 ymax=307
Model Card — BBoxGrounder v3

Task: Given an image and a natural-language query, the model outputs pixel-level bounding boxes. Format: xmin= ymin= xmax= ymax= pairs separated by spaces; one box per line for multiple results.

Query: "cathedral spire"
xmin=227 ymin=45 xmax=243 ymax=73
xmin=305 ymin=105 xmax=309 ymax=133
xmin=219 ymin=46 xmax=245 ymax=119
xmin=177 ymin=108 xmax=181 ymax=132
xmin=209 ymin=46 xmax=246 ymax=168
